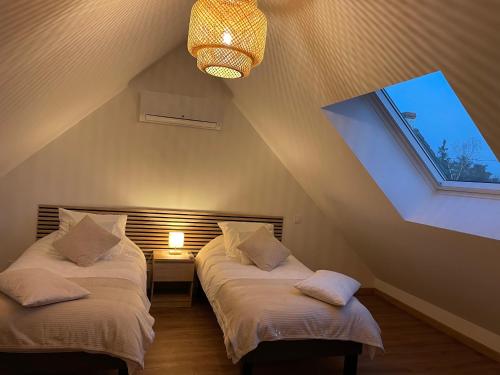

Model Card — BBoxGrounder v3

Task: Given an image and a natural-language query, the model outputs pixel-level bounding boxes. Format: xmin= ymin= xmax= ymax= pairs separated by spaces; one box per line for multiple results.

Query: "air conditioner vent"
xmin=139 ymin=91 xmax=224 ymax=131
xmin=142 ymin=114 xmax=220 ymax=130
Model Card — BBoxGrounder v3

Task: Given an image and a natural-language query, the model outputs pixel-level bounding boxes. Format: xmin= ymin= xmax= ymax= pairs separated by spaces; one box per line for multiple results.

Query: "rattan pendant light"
xmin=187 ymin=0 xmax=267 ymax=79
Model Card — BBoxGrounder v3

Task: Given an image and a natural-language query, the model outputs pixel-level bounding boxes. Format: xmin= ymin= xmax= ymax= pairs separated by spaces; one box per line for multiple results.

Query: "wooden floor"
xmin=144 ymin=295 xmax=500 ymax=375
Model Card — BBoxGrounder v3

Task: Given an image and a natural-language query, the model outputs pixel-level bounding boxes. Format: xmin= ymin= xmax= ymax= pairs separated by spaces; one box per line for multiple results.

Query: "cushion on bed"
xmin=0 ymin=268 xmax=90 ymax=307
xmin=295 ymin=270 xmax=361 ymax=306
xmin=58 ymin=208 xmax=127 ymax=237
xmin=237 ymin=226 xmax=290 ymax=271
xmin=53 ymin=215 xmax=121 ymax=267
xmin=218 ymin=221 xmax=274 ymax=264
xmin=58 ymin=208 xmax=126 ymax=260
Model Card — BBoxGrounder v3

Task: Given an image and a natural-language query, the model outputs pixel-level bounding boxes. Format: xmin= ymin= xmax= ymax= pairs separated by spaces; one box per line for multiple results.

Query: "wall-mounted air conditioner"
xmin=139 ymin=91 xmax=224 ymax=130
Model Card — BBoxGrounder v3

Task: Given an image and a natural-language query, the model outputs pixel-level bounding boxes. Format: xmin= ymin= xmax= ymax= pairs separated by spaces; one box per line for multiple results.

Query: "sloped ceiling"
xmin=0 ymin=0 xmax=194 ymax=176
xmin=1 ymin=0 xmax=500 ymax=335
xmin=226 ymin=0 xmax=500 ymax=334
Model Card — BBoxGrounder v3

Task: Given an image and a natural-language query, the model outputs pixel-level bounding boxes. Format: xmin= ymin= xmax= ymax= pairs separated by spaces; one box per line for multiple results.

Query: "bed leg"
xmin=343 ymin=353 xmax=358 ymax=375
xmin=240 ymin=360 xmax=253 ymax=375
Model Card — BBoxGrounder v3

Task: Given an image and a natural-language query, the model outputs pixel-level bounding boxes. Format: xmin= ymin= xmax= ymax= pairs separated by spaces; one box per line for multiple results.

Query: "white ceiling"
xmin=0 ymin=0 xmax=194 ymax=176
xmin=1 ymin=0 xmax=500 ymax=334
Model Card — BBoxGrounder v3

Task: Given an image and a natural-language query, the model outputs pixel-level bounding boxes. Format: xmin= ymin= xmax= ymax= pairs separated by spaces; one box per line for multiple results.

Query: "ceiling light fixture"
xmin=187 ymin=0 xmax=267 ymax=79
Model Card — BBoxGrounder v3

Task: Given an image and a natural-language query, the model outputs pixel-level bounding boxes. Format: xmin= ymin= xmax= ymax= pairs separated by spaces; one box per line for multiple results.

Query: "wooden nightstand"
xmin=152 ymin=251 xmax=195 ymax=308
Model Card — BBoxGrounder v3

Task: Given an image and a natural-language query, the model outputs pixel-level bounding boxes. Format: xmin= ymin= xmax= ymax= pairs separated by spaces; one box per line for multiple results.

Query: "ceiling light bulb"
xmin=222 ymin=31 xmax=232 ymax=45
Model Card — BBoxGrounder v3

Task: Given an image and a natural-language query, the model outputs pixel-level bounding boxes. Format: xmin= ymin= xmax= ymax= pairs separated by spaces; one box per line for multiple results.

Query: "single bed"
xmin=195 ymin=235 xmax=384 ymax=375
xmin=0 ymin=214 xmax=155 ymax=375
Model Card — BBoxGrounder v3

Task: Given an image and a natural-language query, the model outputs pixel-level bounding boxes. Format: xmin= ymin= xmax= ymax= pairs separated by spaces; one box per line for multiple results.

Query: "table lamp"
xmin=169 ymin=231 xmax=184 ymax=255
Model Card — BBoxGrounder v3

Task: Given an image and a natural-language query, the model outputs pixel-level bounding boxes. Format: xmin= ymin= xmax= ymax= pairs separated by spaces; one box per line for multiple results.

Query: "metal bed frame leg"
xmin=343 ymin=353 xmax=358 ymax=375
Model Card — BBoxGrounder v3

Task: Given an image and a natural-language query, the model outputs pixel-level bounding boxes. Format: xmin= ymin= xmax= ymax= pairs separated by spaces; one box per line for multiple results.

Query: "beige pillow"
xmin=238 ymin=226 xmax=290 ymax=271
xmin=58 ymin=208 xmax=126 ymax=260
xmin=58 ymin=208 xmax=127 ymax=237
xmin=53 ymin=215 xmax=121 ymax=267
xmin=0 ymin=268 xmax=90 ymax=307
xmin=217 ymin=221 xmax=274 ymax=264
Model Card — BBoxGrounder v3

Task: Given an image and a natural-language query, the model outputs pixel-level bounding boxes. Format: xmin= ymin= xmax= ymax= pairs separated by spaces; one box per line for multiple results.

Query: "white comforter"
xmin=9 ymin=231 xmax=148 ymax=292
xmin=1 ymin=231 xmax=155 ymax=374
xmin=196 ymin=236 xmax=384 ymax=362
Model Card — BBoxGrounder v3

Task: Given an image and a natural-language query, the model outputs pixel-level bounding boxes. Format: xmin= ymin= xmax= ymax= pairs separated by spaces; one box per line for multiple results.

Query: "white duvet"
xmin=195 ymin=235 xmax=314 ymax=298
xmin=1 ymin=231 xmax=154 ymax=374
xmin=9 ymin=231 xmax=148 ymax=292
xmin=196 ymin=236 xmax=384 ymax=362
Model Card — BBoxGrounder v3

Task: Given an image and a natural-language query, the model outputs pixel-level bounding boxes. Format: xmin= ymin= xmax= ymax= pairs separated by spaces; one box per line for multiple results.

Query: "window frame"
xmin=374 ymin=89 xmax=500 ymax=196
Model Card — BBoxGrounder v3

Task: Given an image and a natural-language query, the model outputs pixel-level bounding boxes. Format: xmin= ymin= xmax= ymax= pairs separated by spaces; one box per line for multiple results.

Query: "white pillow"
xmin=58 ymin=208 xmax=127 ymax=260
xmin=238 ymin=227 xmax=290 ymax=271
xmin=58 ymin=208 xmax=127 ymax=237
xmin=0 ymin=268 xmax=90 ymax=307
xmin=53 ymin=215 xmax=122 ymax=267
xmin=295 ymin=270 xmax=361 ymax=306
xmin=217 ymin=221 xmax=274 ymax=264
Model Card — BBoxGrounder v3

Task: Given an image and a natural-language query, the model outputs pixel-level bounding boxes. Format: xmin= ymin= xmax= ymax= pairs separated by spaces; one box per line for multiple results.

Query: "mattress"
xmin=0 ymin=231 xmax=155 ymax=374
xmin=195 ymin=236 xmax=384 ymax=363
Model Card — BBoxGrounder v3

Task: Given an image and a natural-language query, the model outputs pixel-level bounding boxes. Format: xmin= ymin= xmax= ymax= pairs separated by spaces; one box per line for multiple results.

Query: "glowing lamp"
xmin=187 ymin=0 xmax=267 ymax=79
xmin=168 ymin=231 xmax=184 ymax=255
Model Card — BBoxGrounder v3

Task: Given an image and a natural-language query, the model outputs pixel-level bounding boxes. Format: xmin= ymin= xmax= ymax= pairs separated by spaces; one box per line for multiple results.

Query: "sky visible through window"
xmin=385 ymin=71 xmax=500 ymax=184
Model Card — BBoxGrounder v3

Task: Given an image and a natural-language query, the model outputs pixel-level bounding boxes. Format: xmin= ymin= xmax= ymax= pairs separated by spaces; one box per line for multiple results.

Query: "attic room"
xmin=0 ymin=1 xmax=499 ymax=374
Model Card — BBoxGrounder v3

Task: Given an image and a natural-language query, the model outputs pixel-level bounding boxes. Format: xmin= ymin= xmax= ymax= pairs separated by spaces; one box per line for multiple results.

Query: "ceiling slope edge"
xmin=0 ymin=85 xmax=127 ymax=180
xmin=0 ymin=0 xmax=193 ymax=178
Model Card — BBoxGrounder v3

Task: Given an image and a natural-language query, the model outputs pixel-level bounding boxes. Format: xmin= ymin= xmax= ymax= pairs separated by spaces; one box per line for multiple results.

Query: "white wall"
xmin=0 ymin=47 xmax=373 ymax=284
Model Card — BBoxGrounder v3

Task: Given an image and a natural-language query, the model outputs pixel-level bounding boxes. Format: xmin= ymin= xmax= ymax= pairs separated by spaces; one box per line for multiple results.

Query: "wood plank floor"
xmin=144 ymin=295 xmax=500 ymax=374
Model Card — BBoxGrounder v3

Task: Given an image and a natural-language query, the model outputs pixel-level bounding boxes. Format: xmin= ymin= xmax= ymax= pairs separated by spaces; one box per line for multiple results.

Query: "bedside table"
xmin=152 ymin=251 xmax=195 ymax=308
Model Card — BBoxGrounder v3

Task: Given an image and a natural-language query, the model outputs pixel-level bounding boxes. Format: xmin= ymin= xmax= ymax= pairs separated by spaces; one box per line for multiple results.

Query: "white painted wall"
xmin=0 ymin=47 xmax=373 ymax=285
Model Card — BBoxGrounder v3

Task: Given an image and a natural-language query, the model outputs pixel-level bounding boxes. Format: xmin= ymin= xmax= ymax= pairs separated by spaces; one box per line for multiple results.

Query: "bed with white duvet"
xmin=0 ymin=230 xmax=155 ymax=375
xmin=195 ymin=235 xmax=384 ymax=364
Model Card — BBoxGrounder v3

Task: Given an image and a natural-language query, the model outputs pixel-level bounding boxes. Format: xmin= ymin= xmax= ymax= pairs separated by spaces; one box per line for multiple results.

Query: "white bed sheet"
xmin=2 ymin=231 xmax=154 ymax=374
xmin=196 ymin=235 xmax=314 ymax=300
xmin=196 ymin=236 xmax=384 ymax=363
xmin=8 ymin=231 xmax=148 ymax=294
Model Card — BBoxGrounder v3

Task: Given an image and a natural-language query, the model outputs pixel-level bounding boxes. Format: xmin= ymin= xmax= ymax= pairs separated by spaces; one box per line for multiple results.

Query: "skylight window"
xmin=381 ymin=71 xmax=500 ymax=185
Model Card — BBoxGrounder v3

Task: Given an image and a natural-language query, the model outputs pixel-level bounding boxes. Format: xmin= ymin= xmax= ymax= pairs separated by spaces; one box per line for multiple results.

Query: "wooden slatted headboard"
xmin=37 ymin=205 xmax=283 ymax=255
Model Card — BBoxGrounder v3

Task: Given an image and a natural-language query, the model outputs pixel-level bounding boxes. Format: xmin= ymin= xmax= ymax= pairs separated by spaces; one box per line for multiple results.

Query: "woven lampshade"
xmin=187 ymin=0 xmax=267 ymax=79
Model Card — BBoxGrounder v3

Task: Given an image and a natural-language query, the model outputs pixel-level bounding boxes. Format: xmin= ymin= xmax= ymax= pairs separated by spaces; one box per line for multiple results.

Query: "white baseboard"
xmin=374 ymin=279 xmax=500 ymax=357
